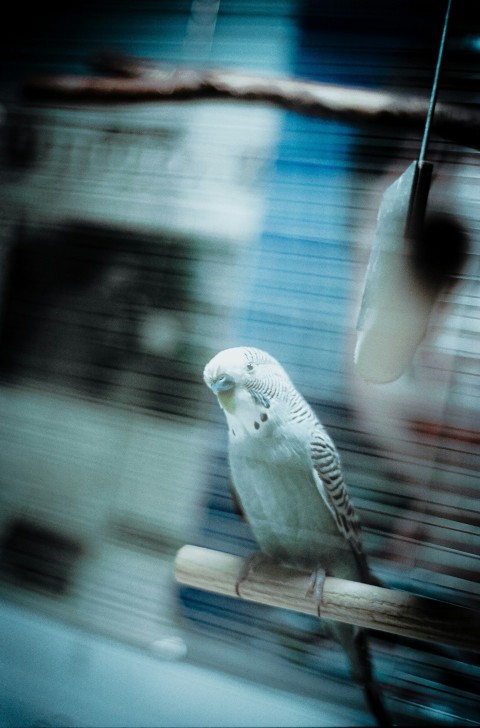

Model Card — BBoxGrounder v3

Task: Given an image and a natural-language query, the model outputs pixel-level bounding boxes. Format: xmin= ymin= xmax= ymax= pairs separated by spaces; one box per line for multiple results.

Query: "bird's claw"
xmin=235 ymin=551 xmax=266 ymax=597
xmin=306 ymin=567 xmax=327 ymax=617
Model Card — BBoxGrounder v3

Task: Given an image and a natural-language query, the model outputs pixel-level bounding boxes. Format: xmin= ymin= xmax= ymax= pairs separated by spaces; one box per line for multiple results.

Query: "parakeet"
xmin=203 ymin=346 xmax=391 ymax=727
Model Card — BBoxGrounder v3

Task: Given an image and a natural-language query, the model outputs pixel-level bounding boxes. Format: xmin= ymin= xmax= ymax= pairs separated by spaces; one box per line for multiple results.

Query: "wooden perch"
xmin=22 ymin=51 xmax=480 ymax=151
xmin=175 ymin=545 xmax=480 ymax=653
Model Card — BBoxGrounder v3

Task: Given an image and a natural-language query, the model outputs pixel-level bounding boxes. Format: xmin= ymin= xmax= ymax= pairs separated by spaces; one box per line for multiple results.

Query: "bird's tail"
xmin=355 ymin=628 xmax=393 ymax=727
xmin=326 ymin=620 xmax=393 ymax=727
xmin=352 ymin=547 xmax=387 ymax=590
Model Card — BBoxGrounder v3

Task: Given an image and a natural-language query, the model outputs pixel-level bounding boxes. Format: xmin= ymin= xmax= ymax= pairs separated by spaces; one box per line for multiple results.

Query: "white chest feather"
xmin=225 ymin=399 xmax=344 ymax=569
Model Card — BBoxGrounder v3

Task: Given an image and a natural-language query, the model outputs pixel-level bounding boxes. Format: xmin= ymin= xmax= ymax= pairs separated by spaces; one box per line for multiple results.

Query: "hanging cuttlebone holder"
xmin=354 ymin=160 xmax=435 ymax=383
xmin=354 ymin=0 xmax=452 ymax=384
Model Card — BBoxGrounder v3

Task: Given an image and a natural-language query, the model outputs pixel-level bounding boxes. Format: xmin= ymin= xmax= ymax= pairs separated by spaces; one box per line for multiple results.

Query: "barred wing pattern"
xmin=310 ymin=425 xmax=363 ymax=554
xmin=240 ymin=346 xmax=363 ymax=552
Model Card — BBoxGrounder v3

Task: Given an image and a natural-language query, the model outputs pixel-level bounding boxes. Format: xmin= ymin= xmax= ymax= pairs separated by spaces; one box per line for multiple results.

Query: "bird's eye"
xmin=246 ymin=363 xmax=255 ymax=373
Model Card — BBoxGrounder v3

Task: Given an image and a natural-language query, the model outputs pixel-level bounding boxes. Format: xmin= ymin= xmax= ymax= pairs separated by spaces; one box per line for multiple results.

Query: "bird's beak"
xmin=210 ymin=373 xmax=235 ymax=395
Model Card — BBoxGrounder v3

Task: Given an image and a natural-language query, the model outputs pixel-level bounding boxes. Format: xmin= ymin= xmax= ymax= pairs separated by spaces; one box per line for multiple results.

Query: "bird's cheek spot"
xmin=218 ymin=389 xmax=236 ymax=414
xmin=254 ymin=421 xmax=260 ymax=430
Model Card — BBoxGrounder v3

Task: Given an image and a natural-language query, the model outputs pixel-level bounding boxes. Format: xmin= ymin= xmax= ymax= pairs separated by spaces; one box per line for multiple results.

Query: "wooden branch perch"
xmin=174 ymin=545 xmax=480 ymax=653
xmin=22 ymin=51 xmax=480 ymax=151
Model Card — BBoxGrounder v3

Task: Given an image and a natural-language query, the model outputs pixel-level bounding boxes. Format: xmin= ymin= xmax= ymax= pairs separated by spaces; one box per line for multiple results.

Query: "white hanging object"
xmin=354 ymin=161 xmax=434 ymax=383
xmin=354 ymin=0 xmax=453 ymax=384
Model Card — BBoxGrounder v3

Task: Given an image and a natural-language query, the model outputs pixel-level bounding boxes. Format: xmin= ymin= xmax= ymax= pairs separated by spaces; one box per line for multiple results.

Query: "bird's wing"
xmin=310 ymin=425 xmax=363 ymax=553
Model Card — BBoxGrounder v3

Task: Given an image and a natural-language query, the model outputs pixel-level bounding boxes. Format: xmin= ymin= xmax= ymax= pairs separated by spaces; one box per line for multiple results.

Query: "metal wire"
xmin=418 ymin=0 xmax=453 ymax=165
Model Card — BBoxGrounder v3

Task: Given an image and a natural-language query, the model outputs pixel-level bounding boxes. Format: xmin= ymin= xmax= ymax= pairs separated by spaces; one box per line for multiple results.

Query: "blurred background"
xmin=0 ymin=1 xmax=479 ymax=725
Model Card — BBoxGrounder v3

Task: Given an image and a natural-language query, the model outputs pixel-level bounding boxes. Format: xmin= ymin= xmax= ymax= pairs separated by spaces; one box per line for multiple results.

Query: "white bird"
xmin=204 ymin=346 xmax=391 ymax=727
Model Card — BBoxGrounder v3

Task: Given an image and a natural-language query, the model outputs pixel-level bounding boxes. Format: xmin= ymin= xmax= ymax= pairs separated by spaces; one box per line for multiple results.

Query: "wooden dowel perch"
xmin=22 ymin=51 xmax=480 ymax=151
xmin=175 ymin=545 xmax=480 ymax=653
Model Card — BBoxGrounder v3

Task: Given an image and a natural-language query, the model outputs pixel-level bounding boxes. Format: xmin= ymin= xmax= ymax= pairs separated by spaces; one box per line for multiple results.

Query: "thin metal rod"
xmin=418 ymin=0 xmax=453 ymax=164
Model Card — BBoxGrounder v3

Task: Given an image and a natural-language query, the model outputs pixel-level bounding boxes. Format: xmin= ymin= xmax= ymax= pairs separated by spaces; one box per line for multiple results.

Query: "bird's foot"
xmin=235 ymin=551 xmax=268 ymax=597
xmin=306 ymin=567 xmax=327 ymax=617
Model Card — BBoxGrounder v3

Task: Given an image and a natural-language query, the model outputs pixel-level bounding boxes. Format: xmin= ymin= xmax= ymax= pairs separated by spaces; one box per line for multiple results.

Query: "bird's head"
xmin=203 ymin=346 xmax=285 ymax=416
